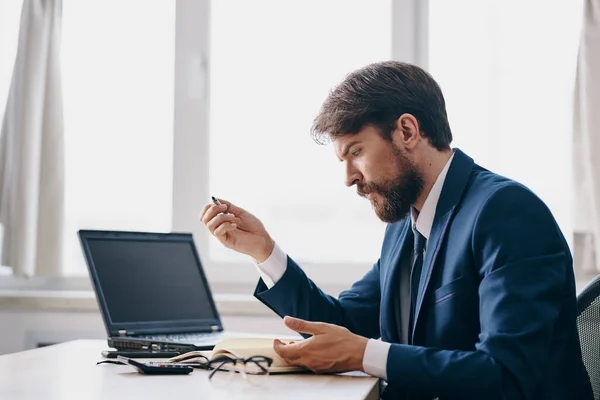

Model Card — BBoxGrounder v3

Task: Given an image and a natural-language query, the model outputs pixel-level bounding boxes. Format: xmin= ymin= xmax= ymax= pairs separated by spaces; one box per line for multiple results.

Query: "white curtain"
xmin=0 ymin=0 xmax=64 ymax=277
xmin=574 ymin=0 xmax=600 ymax=273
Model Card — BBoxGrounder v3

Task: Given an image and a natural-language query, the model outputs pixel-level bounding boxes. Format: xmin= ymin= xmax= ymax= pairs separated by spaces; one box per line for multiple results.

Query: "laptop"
xmin=79 ymin=229 xmax=241 ymax=352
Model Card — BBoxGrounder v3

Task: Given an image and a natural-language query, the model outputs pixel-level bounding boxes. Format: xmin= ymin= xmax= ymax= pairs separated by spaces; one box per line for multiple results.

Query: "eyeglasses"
xmin=174 ymin=354 xmax=273 ymax=385
xmin=208 ymin=355 xmax=272 ymax=383
xmin=97 ymin=354 xmax=273 ymax=385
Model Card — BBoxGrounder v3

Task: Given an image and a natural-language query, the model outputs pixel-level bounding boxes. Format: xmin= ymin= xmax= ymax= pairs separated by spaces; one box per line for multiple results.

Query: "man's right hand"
xmin=199 ymin=199 xmax=275 ymax=263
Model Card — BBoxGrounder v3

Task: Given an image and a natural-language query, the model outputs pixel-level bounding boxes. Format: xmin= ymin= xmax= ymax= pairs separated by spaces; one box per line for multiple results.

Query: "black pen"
xmin=211 ymin=196 xmax=228 ymax=214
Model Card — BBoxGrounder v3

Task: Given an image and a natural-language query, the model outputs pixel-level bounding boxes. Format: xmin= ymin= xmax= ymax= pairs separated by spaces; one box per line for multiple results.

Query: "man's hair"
xmin=311 ymin=61 xmax=452 ymax=151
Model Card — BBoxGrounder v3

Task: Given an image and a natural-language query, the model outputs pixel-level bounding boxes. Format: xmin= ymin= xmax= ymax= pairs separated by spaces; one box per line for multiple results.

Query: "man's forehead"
xmin=332 ymin=136 xmax=346 ymax=151
xmin=333 ymin=133 xmax=359 ymax=146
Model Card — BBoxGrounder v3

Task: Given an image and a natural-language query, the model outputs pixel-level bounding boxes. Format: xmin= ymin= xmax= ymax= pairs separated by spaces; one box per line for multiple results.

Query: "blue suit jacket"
xmin=254 ymin=149 xmax=593 ymax=399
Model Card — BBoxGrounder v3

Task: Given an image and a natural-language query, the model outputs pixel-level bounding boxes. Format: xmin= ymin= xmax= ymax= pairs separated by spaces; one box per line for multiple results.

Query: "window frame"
xmin=171 ymin=0 xmax=429 ymax=293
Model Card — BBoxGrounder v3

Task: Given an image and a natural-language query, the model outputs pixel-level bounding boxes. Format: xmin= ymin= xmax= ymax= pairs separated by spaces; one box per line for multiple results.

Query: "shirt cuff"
xmin=362 ymin=339 xmax=390 ymax=380
xmin=252 ymin=242 xmax=287 ymax=288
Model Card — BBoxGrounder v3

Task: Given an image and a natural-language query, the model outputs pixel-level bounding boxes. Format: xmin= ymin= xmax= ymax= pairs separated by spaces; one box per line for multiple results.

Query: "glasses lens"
xmin=208 ymin=356 xmax=272 ymax=386
xmin=242 ymin=359 xmax=270 ymax=386
xmin=209 ymin=359 xmax=237 ymax=387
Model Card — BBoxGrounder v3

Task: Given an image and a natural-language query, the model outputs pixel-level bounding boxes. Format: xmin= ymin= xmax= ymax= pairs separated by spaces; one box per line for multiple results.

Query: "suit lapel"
xmin=410 ymin=148 xmax=475 ymax=343
xmin=381 ymin=219 xmax=411 ymax=343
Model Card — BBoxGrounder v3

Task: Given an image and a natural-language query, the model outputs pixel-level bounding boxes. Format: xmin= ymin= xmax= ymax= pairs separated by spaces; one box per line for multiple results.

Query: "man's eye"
xmin=352 ymin=149 xmax=361 ymax=157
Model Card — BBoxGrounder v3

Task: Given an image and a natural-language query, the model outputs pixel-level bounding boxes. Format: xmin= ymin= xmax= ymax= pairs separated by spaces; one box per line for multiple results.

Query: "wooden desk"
xmin=0 ymin=340 xmax=379 ymax=400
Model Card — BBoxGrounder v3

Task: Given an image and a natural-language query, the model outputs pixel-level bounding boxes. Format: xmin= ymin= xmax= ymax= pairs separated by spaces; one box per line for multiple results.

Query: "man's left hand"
xmin=273 ymin=316 xmax=369 ymax=373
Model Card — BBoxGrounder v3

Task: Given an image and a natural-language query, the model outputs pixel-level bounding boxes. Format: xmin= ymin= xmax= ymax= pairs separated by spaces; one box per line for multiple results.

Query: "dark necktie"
xmin=408 ymin=228 xmax=425 ymax=342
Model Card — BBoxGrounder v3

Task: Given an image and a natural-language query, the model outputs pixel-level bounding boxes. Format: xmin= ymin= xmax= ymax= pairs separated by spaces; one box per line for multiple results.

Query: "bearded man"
xmin=200 ymin=61 xmax=593 ymax=400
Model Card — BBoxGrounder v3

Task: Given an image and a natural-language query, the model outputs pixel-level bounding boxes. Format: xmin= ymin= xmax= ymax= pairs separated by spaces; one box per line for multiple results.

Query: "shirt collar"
xmin=410 ymin=152 xmax=455 ymax=240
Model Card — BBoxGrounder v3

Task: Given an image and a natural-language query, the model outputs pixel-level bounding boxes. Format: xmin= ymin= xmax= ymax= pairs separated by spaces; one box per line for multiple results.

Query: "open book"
xmin=167 ymin=338 xmax=308 ymax=374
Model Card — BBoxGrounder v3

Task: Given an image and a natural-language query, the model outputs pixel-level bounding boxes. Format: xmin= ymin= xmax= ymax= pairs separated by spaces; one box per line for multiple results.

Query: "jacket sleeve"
xmin=254 ymin=256 xmax=382 ymax=339
xmin=385 ymin=185 xmax=571 ymax=399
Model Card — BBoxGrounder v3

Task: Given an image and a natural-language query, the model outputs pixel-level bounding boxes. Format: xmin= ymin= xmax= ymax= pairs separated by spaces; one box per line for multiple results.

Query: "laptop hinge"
xmin=210 ymin=325 xmax=220 ymax=332
xmin=118 ymin=330 xmax=127 ymax=337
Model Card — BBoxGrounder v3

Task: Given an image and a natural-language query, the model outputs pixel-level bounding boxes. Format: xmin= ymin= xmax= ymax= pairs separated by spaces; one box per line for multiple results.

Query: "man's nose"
xmin=345 ymin=165 xmax=361 ymax=187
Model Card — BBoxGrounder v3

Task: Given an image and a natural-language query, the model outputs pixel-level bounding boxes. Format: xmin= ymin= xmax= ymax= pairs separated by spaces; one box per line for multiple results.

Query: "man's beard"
xmin=357 ymin=148 xmax=424 ymax=223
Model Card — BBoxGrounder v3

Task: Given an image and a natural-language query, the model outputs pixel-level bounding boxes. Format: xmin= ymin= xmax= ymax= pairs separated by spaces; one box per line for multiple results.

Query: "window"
xmin=62 ymin=1 xmax=175 ymax=275
xmin=3 ymin=0 xmax=583 ymax=284
xmin=0 ymin=1 xmax=24 ymax=265
xmin=428 ymin=0 xmax=583 ymax=245
xmin=0 ymin=1 xmax=23 ymax=135
xmin=209 ymin=0 xmax=391 ymax=265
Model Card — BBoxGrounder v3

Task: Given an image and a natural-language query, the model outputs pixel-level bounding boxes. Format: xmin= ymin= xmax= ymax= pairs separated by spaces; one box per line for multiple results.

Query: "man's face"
xmin=334 ymin=125 xmax=424 ymax=223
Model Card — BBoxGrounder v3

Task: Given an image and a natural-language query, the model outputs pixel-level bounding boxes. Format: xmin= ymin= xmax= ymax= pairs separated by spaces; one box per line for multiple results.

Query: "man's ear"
xmin=393 ymin=114 xmax=420 ymax=150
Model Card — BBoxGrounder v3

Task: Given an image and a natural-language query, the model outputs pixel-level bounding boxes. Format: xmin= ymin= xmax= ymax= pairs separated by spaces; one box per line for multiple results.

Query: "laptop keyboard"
xmin=140 ymin=332 xmax=223 ymax=342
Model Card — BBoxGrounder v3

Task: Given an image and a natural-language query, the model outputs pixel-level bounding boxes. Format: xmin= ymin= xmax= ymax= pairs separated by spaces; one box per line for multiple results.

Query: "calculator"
xmin=116 ymin=356 xmax=194 ymax=375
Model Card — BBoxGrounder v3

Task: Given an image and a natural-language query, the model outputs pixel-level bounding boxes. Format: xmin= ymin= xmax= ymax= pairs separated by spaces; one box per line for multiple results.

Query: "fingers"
xmin=283 ymin=316 xmax=328 ymax=335
xmin=199 ymin=197 xmax=242 ymax=227
xmin=206 ymin=213 xmax=237 ymax=236
xmin=273 ymin=339 xmax=302 ymax=364
xmin=214 ymin=198 xmax=244 ymax=215
xmin=200 ymin=203 xmax=229 ymax=225
xmin=213 ymin=221 xmax=237 ymax=237
xmin=199 ymin=203 xmax=211 ymax=221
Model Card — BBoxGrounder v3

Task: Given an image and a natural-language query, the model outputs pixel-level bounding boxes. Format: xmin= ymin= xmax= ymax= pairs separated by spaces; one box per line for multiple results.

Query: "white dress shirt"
xmin=253 ymin=152 xmax=455 ymax=380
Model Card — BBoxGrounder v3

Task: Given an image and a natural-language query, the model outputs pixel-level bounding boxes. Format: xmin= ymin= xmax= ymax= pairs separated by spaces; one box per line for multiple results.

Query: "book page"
xmin=211 ymin=338 xmax=306 ymax=373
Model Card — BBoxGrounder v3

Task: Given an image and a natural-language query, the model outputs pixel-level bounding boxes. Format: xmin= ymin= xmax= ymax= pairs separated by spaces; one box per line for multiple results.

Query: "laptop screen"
xmin=80 ymin=231 xmax=221 ymax=334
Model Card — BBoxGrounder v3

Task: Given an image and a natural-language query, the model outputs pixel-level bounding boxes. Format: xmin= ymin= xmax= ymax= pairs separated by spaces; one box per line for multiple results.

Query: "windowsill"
xmin=0 ymin=275 xmax=274 ymax=316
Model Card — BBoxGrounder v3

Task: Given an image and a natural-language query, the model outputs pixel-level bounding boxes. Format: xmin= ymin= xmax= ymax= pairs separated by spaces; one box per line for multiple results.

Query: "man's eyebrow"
xmin=339 ymin=140 xmax=360 ymax=161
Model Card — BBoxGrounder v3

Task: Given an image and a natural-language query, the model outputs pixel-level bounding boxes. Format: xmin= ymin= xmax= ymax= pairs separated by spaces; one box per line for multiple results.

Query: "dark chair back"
xmin=577 ymin=275 xmax=600 ymax=400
